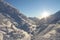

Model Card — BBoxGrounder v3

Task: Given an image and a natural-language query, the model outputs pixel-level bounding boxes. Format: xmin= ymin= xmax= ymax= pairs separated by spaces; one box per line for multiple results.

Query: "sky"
xmin=5 ymin=0 xmax=60 ymax=17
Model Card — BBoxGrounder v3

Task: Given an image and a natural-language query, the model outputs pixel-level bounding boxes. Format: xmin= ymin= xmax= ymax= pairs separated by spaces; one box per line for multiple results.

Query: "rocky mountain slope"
xmin=0 ymin=0 xmax=60 ymax=40
xmin=0 ymin=0 xmax=36 ymax=33
xmin=0 ymin=0 xmax=36 ymax=40
xmin=32 ymin=11 xmax=60 ymax=40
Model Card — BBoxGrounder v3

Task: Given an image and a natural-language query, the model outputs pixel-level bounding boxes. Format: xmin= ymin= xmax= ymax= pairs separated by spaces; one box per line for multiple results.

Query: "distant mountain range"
xmin=0 ymin=0 xmax=60 ymax=40
xmin=29 ymin=17 xmax=40 ymax=25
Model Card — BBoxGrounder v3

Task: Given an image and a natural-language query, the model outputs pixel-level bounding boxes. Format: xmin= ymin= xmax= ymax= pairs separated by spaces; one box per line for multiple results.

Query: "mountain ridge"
xmin=0 ymin=0 xmax=60 ymax=40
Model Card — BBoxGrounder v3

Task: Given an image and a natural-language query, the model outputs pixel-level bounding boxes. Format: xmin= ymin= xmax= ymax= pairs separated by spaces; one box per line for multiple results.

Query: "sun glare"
xmin=41 ymin=11 xmax=50 ymax=18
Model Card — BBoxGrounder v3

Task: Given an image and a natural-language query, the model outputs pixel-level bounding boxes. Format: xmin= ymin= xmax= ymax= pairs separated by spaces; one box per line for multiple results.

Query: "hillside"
xmin=0 ymin=0 xmax=60 ymax=40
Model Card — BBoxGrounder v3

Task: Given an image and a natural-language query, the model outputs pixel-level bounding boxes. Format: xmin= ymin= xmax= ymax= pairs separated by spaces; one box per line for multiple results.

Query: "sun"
xmin=41 ymin=11 xmax=50 ymax=18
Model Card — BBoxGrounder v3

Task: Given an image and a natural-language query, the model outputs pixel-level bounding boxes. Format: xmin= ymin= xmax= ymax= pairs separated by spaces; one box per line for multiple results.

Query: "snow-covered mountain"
xmin=29 ymin=17 xmax=40 ymax=25
xmin=0 ymin=0 xmax=36 ymax=32
xmin=32 ymin=11 xmax=60 ymax=40
xmin=0 ymin=0 xmax=60 ymax=40
xmin=0 ymin=0 xmax=36 ymax=40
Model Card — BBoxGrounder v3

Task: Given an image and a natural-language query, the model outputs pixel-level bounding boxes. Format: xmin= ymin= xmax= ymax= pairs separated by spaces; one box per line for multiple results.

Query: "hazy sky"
xmin=5 ymin=0 xmax=60 ymax=17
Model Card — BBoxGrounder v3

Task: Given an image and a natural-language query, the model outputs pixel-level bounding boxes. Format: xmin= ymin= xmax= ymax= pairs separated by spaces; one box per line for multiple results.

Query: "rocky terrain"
xmin=0 ymin=0 xmax=60 ymax=40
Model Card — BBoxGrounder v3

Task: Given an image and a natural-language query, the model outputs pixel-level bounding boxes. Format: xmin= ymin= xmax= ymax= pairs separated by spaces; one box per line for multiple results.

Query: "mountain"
xmin=0 ymin=0 xmax=36 ymax=33
xmin=0 ymin=13 xmax=31 ymax=40
xmin=39 ymin=11 xmax=60 ymax=24
xmin=29 ymin=17 xmax=40 ymax=25
xmin=47 ymin=11 xmax=60 ymax=24
xmin=28 ymin=12 xmax=60 ymax=25
xmin=32 ymin=23 xmax=60 ymax=40
xmin=0 ymin=0 xmax=37 ymax=40
xmin=32 ymin=11 xmax=60 ymax=40
xmin=0 ymin=0 xmax=60 ymax=40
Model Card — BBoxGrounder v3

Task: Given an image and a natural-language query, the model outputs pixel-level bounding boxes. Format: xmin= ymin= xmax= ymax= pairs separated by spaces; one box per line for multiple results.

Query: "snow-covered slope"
xmin=0 ymin=0 xmax=36 ymax=33
xmin=0 ymin=0 xmax=60 ymax=40
xmin=0 ymin=0 xmax=37 ymax=40
xmin=29 ymin=17 xmax=40 ymax=25
xmin=0 ymin=13 xmax=31 ymax=40
xmin=32 ymin=11 xmax=60 ymax=40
